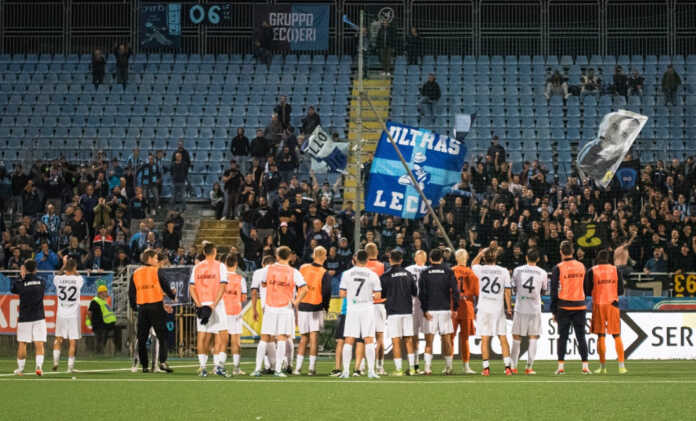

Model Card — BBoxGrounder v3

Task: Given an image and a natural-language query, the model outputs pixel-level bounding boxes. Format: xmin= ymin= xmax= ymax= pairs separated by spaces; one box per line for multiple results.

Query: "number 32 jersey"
xmin=511 ymin=265 xmax=548 ymax=314
xmin=53 ymin=274 xmax=84 ymax=319
xmin=472 ymin=264 xmax=511 ymax=314
xmin=340 ymin=266 xmax=381 ymax=307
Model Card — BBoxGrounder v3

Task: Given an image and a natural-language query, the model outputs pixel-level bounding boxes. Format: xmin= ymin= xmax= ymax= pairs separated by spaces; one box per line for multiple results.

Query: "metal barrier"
xmin=0 ymin=0 xmax=692 ymax=57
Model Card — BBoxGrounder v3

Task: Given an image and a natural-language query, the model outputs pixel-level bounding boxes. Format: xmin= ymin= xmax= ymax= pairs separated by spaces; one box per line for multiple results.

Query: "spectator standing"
xmin=580 ymin=68 xmax=600 ymax=97
xmin=221 ymin=161 xmax=243 ymax=220
xmin=87 ymin=285 xmax=121 ymax=354
xmin=661 ymin=65 xmax=681 ymax=105
xmin=274 ymin=96 xmax=292 ymax=130
xmin=171 ymin=151 xmax=189 ymax=213
xmin=230 ymin=128 xmax=250 ymax=174
xmin=171 ymin=140 xmax=192 ymax=168
xmin=544 ymin=70 xmax=570 ymax=100
xmin=210 ymin=183 xmax=225 ymax=220
xmin=255 ymin=21 xmax=273 ymax=68
xmin=277 ymin=146 xmax=299 ymax=181
xmin=487 ymin=135 xmax=506 ymax=164
xmin=91 ymin=49 xmax=106 ymax=89
xmin=377 ymin=21 xmax=396 ymax=76
xmin=627 ymin=70 xmax=644 ymax=96
xmin=265 ymin=113 xmax=284 ymax=154
xmin=112 ymin=42 xmax=131 ymax=87
xmin=612 ymin=66 xmax=628 ymax=97
xmin=301 ymin=106 xmax=321 ymax=136
xmin=406 ymin=26 xmax=422 ymax=65
xmin=35 ymin=242 xmax=59 ymax=271
xmin=250 ymin=129 xmax=270 ymax=165
xmin=136 ymin=154 xmax=161 ymax=214
xmin=419 ymin=73 xmax=441 ymax=122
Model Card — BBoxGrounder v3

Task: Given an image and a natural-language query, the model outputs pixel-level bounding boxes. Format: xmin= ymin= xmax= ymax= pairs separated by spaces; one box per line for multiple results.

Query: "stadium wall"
xmin=2 ymin=0 xmax=695 ymax=56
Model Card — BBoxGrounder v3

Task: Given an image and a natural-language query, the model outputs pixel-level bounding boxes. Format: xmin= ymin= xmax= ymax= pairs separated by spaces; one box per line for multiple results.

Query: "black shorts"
xmin=334 ymin=314 xmax=363 ymax=342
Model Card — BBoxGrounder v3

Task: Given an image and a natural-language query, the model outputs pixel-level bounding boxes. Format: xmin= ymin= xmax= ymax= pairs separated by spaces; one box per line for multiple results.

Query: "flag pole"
xmin=361 ymin=93 xmax=456 ymax=251
xmin=353 ymin=9 xmax=364 ymax=253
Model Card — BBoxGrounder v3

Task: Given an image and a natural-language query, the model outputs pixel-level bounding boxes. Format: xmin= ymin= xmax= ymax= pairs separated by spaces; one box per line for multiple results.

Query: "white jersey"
xmin=251 ymin=267 xmax=268 ymax=306
xmin=340 ymin=266 xmax=381 ymax=307
xmin=53 ymin=274 xmax=84 ymax=319
xmin=472 ymin=264 xmax=511 ymax=314
xmin=405 ymin=264 xmax=428 ymax=295
xmin=511 ymin=264 xmax=547 ymax=314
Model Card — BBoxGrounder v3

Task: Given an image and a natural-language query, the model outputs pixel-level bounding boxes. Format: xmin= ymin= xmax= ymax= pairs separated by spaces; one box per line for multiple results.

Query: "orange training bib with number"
xmin=223 ymin=272 xmax=244 ymax=315
xmin=194 ymin=260 xmax=222 ymax=303
xmin=300 ymin=264 xmax=325 ymax=306
xmin=133 ymin=266 xmax=164 ymax=304
xmin=265 ymin=264 xmax=295 ymax=308
xmin=592 ymin=264 xmax=619 ymax=305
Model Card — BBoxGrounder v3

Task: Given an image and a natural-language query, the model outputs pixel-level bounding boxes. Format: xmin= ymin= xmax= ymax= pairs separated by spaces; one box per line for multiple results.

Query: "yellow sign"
xmin=673 ymin=273 xmax=696 ymax=297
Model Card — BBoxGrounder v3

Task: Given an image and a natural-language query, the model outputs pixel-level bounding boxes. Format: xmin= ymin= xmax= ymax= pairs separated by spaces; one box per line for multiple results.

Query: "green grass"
xmin=1 ymin=358 xmax=695 ymax=420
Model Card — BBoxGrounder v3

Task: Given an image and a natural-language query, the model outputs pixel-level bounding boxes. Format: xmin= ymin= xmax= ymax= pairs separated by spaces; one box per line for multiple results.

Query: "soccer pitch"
xmin=1 ymin=359 xmax=695 ymax=420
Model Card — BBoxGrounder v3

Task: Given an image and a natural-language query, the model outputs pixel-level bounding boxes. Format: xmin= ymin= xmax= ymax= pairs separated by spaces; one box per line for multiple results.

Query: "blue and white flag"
xmin=576 ymin=110 xmax=647 ymax=189
xmin=302 ymin=126 xmax=348 ymax=173
xmin=453 ymin=113 xmax=476 ymax=141
xmin=366 ymin=121 xmax=468 ymax=219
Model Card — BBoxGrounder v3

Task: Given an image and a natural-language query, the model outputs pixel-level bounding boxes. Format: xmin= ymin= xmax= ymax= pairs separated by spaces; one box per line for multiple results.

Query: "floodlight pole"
xmin=362 ymin=93 xmax=456 ymax=251
xmin=353 ymin=10 xmax=364 ymax=253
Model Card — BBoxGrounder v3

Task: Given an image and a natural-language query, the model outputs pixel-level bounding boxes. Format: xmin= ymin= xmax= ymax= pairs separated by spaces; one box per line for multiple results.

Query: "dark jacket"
xmin=418 ymin=263 xmax=459 ymax=313
xmin=301 ymin=113 xmax=321 ymax=136
xmin=421 ymin=80 xmax=442 ymax=101
xmin=171 ymin=160 xmax=189 ymax=184
xmin=250 ymin=136 xmax=269 ymax=158
xmin=231 ymin=135 xmax=250 ymax=156
xmin=381 ymin=265 xmax=418 ymax=315
xmin=377 ymin=24 xmax=396 ymax=49
xmin=11 ymin=273 xmax=45 ymax=322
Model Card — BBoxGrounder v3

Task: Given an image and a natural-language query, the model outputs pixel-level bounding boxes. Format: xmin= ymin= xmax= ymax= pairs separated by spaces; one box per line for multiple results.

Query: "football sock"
xmin=53 ymin=350 xmax=60 ymax=365
xmin=503 ymin=356 xmax=511 ymax=368
xmin=598 ymin=335 xmax=606 ymax=365
xmin=557 ymin=361 xmax=565 ymax=370
xmin=582 ymin=361 xmax=589 ymax=370
xmin=267 ymin=342 xmax=276 ymax=367
xmin=377 ymin=358 xmax=384 ymax=370
xmin=527 ymin=339 xmax=537 ymax=369
xmin=68 ymin=357 xmax=75 ymax=371
xmin=482 ymin=360 xmax=490 ymax=370
xmin=444 ymin=356 xmax=453 ymax=369
xmin=219 ymin=352 xmax=227 ymax=366
xmin=342 ymin=344 xmax=353 ymax=375
xmin=462 ymin=338 xmax=470 ymax=362
xmin=233 ymin=354 xmax=240 ymax=368
xmin=275 ymin=341 xmax=286 ymax=373
xmin=415 ymin=352 xmax=420 ymax=367
xmin=614 ymin=336 xmax=625 ymax=363
xmin=286 ymin=339 xmax=294 ymax=366
xmin=17 ymin=359 xmax=26 ymax=372
xmin=511 ymin=339 xmax=521 ymax=369
xmin=263 ymin=356 xmax=271 ymax=370
xmin=359 ymin=358 xmax=366 ymax=372
xmin=407 ymin=353 xmax=415 ymax=369
xmin=296 ymin=354 xmax=304 ymax=371
xmin=424 ymin=353 xmax=433 ymax=371
xmin=366 ymin=343 xmax=376 ymax=375
xmin=36 ymin=354 xmax=44 ymax=370
xmin=309 ymin=355 xmax=317 ymax=371
xmin=255 ymin=341 xmax=267 ymax=372
xmin=394 ymin=358 xmax=402 ymax=371
xmin=213 ymin=354 xmax=220 ymax=368
xmin=464 ymin=361 xmax=471 ymax=370
xmin=198 ymin=354 xmax=208 ymax=369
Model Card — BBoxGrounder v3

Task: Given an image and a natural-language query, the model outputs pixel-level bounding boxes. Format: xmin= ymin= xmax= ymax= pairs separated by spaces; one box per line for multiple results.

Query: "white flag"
xmin=576 ymin=110 xmax=647 ymax=188
xmin=302 ymin=125 xmax=348 ymax=173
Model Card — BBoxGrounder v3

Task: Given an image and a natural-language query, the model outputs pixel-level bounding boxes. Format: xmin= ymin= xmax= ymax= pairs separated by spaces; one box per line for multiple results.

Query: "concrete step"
xmin=348 ymin=121 xmax=384 ymax=130
xmin=348 ymin=131 xmax=382 ymax=141
xmin=351 ymin=88 xmax=390 ymax=98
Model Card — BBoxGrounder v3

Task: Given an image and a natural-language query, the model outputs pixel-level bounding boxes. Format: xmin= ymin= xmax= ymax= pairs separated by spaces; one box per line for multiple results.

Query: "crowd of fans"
xmin=0 ymin=150 xmax=189 ymax=274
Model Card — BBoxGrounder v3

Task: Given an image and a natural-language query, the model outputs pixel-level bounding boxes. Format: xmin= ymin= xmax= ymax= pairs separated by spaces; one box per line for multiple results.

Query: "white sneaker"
xmin=13 ymin=369 xmax=23 ymax=376
xmin=338 ymin=372 xmax=350 ymax=379
xmin=292 ymin=369 xmax=301 ymax=375
xmin=464 ymin=367 xmax=477 ymax=374
xmin=555 ymin=368 xmax=566 ymax=375
xmin=368 ymin=372 xmax=381 ymax=379
xmin=130 ymin=366 xmax=138 ymax=373
xmin=377 ymin=367 xmax=387 ymax=376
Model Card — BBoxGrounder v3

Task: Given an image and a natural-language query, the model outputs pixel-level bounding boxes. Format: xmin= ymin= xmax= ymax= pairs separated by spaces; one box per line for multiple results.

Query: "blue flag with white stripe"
xmin=365 ymin=121 xmax=468 ymax=219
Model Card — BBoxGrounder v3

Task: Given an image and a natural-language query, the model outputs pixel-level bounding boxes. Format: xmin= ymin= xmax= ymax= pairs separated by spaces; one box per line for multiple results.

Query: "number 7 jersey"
xmin=53 ymin=274 xmax=85 ymax=319
xmin=511 ymin=264 xmax=548 ymax=314
xmin=472 ymin=264 xmax=511 ymax=314
xmin=339 ymin=266 xmax=381 ymax=307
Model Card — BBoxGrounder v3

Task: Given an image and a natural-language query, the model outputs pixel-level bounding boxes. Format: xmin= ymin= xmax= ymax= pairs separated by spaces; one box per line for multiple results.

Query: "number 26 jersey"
xmin=340 ymin=266 xmax=381 ymax=307
xmin=471 ymin=264 xmax=511 ymax=314
xmin=53 ymin=274 xmax=84 ymax=319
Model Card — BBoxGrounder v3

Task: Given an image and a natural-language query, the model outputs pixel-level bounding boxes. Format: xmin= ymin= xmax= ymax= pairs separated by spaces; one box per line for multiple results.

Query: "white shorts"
xmin=374 ymin=304 xmax=386 ymax=333
xmin=387 ymin=314 xmax=414 ymax=338
xmin=55 ymin=317 xmax=81 ymax=340
xmin=17 ymin=320 xmax=47 ymax=343
xmin=424 ymin=310 xmax=453 ymax=335
xmin=344 ymin=305 xmax=376 ymax=339
xmin=227 ymin=314 xmax=242 ymax=335
xmin=197 ymin=301 xmax=227 ymax=334
xmin=298 ymin=310 xmax=324 ymax=334
xmin=477 ymin=311 xmax=507 ymax=337
xmin=412 ymin=297 xmax=425 ymax=335
xmin=512 ymin=312 xmax=542 ymax=336
xmin=261 ymin=307 xmax=295 ymax=336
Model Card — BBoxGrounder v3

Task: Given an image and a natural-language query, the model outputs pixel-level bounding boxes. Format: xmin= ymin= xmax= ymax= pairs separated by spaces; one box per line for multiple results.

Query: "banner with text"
xmin=140 ymin=3 xmax=182 ymax=50
xmin=366 ymin=121 xmax=467 ymax=219
xmin=253 ymin=4 xmax=330 ymax=51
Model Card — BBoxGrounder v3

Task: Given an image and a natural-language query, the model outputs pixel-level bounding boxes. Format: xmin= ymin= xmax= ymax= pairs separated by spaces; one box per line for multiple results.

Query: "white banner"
xmin=302 ymin=125 xmax=348 ymax=173
xmin=402 ymin=312 xmax=696 ymax=360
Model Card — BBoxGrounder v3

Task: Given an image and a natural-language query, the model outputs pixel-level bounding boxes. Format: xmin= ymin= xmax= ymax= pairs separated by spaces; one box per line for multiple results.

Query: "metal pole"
xmin=353 ymin=10 xmax=364 ymax=253
xmin=361 ymin=93 xmax=456 ymax=251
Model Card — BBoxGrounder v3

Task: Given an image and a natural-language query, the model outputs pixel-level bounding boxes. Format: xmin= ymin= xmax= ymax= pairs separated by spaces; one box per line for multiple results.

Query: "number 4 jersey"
xmin=472 ymin=264 xmax=511 ymax=314
xmin=53 ymin=274 xmax=85 ymax=319
xmin=511 ymin=264 xmax=548 ymax=314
